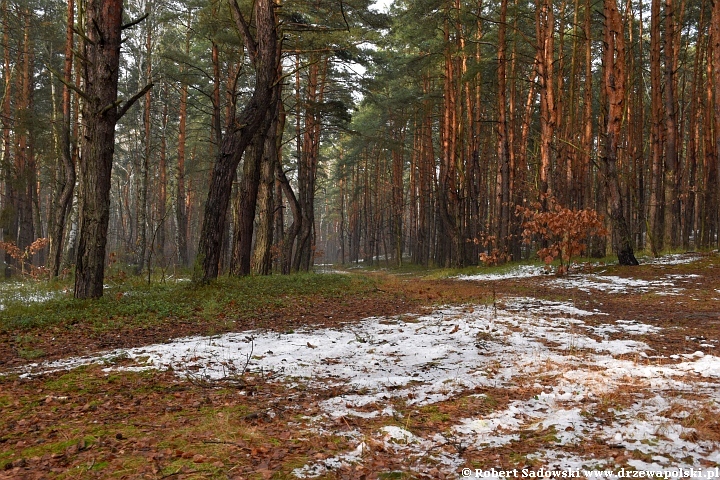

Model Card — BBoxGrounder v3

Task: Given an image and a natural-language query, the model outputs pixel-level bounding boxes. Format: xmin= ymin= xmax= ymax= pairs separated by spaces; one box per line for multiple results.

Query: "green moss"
xmin=17 ymin=348 xmax=46 ymax=360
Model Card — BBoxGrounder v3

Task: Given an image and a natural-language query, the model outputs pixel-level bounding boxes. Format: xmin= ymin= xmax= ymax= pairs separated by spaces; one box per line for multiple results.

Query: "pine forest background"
xmin=1 ymin=0 xmax=720 ymax=297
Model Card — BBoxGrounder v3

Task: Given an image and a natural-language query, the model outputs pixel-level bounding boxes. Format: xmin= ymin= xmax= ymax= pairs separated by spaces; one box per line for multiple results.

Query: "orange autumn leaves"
xmin=517 ymin=200 xmax=607 ymax=274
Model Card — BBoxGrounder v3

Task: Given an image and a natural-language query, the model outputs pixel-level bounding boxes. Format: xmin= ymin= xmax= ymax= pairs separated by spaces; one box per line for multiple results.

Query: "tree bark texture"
xmin=195 ymin=0 xmax=279 ymax=282
xmin=251 ymin=98 xmax=283 ymax=275
xmin=74 ymin=0 xmax=124 ymax=298
xmin=602 ymin=0 xmax=638 ymax=266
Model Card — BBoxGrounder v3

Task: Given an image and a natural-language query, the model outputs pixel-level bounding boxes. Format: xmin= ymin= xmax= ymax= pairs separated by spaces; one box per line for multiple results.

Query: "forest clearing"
xmin=2 ymin=252 xmax=719 ymax=478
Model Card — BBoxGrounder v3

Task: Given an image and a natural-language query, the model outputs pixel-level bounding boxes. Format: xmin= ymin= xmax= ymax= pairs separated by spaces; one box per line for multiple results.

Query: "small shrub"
xmin=0 ymin=238 xmax=49 ymax=279
xmin=473 ymin=234 xmax=511 ymax=266
xmin=517 ymin=199 xmax=608 ymax=274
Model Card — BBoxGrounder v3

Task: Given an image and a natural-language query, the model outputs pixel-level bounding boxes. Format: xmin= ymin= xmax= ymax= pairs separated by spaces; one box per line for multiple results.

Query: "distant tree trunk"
xmin=700 ymin=45 xmax=716 ymax=247
xmin=273 ymin=101 xmax=286 ymax=272
xmin=15 ymin=10 xmax=36 ymax=261
xmin=648 ymin=0 xmax=663 ymax=255
xmin=136 ymin=4 xmax=153 ymax=274
xmin=536 ymin=0 xmax=555 ymax=208
xmin=508 ymin=0 xmax=523 ymax=260
xmin=211 ymin=41 xmax=222 ymax=151
xmin=0 ymin=0 xmax=12 ymax=278
xmin=195 ymin=0 xmax=279 ymax=282
xmin=496 ymin=0 xmax=510 ymax=254
xmin=662 ymin=0 xmax=679 ymax=250
xmin=293 ymin=57 xmax=327 ymax=272
xmin=157 ymin=83 xmax=168 ymax=260
xmin=683 ymin=16 xmax=704 ymax=250
xmin=582 ymin=0 xmax=593 ymax=211
xmin=437 ymin=12 xmax=460 ymax=267
xmin=175 ymin=16 xmax=190 ymax=267
xmin=74 ymin=0 xmax=150 ymax=298
xmin=415 ymin=76 xmax=434 ymax=267
xmin=391 ymin=123 xmax=404 ymax=266
xmin=48 ymin=0 xmax=76 ymax=278
xmin=602 ymin=0 xmax=638 ymax=266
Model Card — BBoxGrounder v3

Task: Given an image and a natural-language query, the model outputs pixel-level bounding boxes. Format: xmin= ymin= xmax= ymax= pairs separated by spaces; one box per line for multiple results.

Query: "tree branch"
xmin=117 ymin=83 xmax=154 ymax=119
xmin=72 ymin=25 xmax=95 ymax=45
xmin=122 ymin=12 xmax=149 ymax=30
xmin=71 ymin=47 xmax=92 ymax=65
xmin=46 ymin=65 xmax=91 ymax=102
xmin=99 ymin=99 xmax=122 ymax=116
xmin=339 ymin=0 xmax=350 ymax=32
xmin=230 ymin=0 xmax=257 ymax=64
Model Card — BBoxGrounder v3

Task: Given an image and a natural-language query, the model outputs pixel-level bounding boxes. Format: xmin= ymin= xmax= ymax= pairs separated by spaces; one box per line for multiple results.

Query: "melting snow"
xmin=456 ymin=264 xmax=547 ymax=281
xmin=0 ymin=282 xmax=59 ymax=311
xmin=456 ymin=254 xmax=703 ymax=284
xmin=10 ymin=292 xmax=720 ymax=475
xmin=645 ymin=253 xmax=703 ymax=265
xmin=551 ymin=274 xmax=685 ymax=294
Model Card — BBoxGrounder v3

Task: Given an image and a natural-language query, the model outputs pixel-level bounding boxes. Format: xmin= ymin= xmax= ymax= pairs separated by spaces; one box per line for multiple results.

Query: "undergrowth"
xmin=0 ymin=273 xmax=374 ymax=335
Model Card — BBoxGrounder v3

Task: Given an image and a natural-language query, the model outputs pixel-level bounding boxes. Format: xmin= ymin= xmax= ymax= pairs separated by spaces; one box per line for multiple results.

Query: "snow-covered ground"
xmin=13 ymin=294 xmax=720 ymax=476
xmin=456 ymin=253 xmax=704 ymax=283
xmin=456 ymin=264 xmax=548 ymax=281
xmin=644 ymin=253 xmax=705 ymax=265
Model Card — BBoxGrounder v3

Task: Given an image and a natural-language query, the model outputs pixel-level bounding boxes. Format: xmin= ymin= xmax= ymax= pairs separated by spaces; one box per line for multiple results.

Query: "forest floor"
xmin=1 ymin=253 xmax=720 ymax=479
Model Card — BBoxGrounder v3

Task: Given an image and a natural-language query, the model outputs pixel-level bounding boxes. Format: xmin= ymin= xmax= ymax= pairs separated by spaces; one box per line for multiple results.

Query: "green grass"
xmin=0 ymin=272 xmax=375 ymax=335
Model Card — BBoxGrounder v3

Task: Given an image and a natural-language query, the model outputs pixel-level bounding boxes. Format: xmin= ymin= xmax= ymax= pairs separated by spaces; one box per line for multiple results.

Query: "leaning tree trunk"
xmin=230 ymin=121 xmax=265 ymax=276
xmin=602 ymin=0 xmax=638 ymax=266
xmin=74 ymin=0 xmax=151 ymax=298
xmin=195 ymin=0 xmax=279 ymax=282
xmin=231 ymin=71 xmax=282 ymax=277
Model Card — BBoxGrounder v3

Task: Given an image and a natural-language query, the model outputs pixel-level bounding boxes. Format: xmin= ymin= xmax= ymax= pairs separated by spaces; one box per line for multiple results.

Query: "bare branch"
xmin=122 ymin=12 xmax=149 ymax=30
xmin=46 ymin=65 xmax=91 ymax=102
xmin=72 ymin=25 xmax=95 ymax=45
xmin=339 ymin=0 xmax=350 ymax=32
xmin=99 ymin=99 xmax=122 ymax=116
xmin=117 ymin=83 xmax=154 ymax=119
xmin=230 ymin=0 xmax=257 ymax=64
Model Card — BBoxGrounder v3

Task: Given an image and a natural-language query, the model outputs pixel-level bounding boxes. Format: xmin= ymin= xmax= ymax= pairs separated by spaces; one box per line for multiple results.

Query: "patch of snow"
xmin=645 ymin=253 xmax=703 ymax=265
xmin=552 ymin=275 xmax=682 ymax=294
xmin=380 ymin=426 xmax=417 ymax=444
xmin=292 ymin=441 xmax=366 ymax=478
xmin=590 ymin=320 xmax=662 ymax=336
xmin=456 ymin=265 xmax=547 ymax=281
xmin=0 ymin=282 xmax=59 ymax=310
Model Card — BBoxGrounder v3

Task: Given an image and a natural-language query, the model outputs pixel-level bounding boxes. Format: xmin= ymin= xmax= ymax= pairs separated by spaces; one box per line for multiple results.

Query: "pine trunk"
xmin=74 ymin=0 xmax=125 ymax=298
xmin=602 ymin=0 xmax=638 ymax=266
